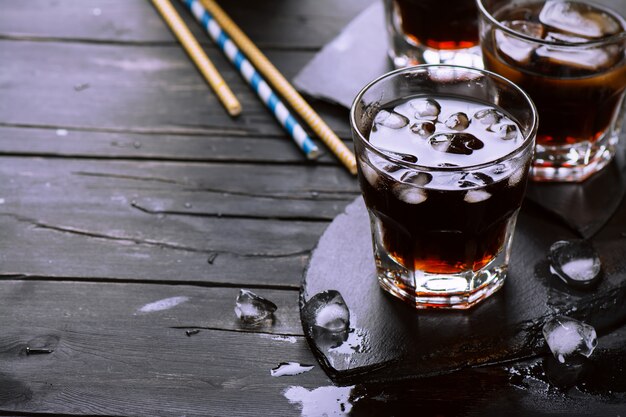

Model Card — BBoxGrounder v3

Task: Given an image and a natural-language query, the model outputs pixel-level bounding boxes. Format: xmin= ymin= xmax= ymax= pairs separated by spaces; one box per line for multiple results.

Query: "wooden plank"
xmin=0 ymin=157 xmax=357 ymax=286
xmin=1 ymin=279 xmax=624 ymax=416
xmin=0 ymin=40 xmax=352 ymax=139
xmin=0 ymin=0 xmax=374 ymax=49
xmin=0 ymin=126 xmax=353 ymax=163
xmin=0 ymin=280 xmax=302 ymax=334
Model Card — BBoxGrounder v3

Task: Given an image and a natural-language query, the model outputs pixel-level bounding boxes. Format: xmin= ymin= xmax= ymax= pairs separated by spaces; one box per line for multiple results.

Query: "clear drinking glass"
xmin=477 ymin=0 xmax=626 ymax=182
xmin=350 ymin=65 xmax=538 ymax=309
xmin=384 ymin=0 xmax=483 ymax=68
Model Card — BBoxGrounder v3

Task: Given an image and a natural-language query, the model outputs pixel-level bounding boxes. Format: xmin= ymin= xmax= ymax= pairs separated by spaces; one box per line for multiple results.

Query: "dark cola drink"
xmin=358 ymin=96 xmax=532 ymax=308
xmin=479 ymin=0 xmax=626 ymax=181
xmin=394 ymin=0 xmax=479 ymax=50
xmin=384 ymin=0 xmax=483 ymax=67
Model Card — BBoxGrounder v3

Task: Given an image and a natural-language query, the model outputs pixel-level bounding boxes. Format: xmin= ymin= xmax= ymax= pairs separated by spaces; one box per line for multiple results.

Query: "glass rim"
xmin=349 ymin=64 xmax=539 ymax=173
xmin=476 ymin=0 xmax=626 ymax=47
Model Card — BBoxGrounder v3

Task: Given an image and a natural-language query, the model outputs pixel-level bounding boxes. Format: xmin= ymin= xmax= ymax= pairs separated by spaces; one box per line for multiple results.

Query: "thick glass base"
xmin=388 ymin=43 xmax=483 ymax=69
xmin=370 ymin=211 xmax=518 ymax=309
xmin=531 ymin=131 xmax=618 ymax=182
xmin=376 ymin=248 xmax=508 ymax=310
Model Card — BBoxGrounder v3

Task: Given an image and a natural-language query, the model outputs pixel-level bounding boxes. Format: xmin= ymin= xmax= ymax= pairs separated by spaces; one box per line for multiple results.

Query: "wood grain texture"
xmin=0 ymin=157 xmax=357 ymax=286
xmin=2 ymin=0 xmax=624 ymax=415
xmin=0 ymin=0 xmax=375 ymax=49
xmin=0 ymin=126 xmax=352 ymax=163
xmin=0 ymin=279 xmax=624 ymax=416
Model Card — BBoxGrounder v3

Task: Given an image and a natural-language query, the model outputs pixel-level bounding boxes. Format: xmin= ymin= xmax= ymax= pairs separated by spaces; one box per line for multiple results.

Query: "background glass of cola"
xmin=384 ymin=0 xmax=483 ymax=68
xmin=350 ymin=65 xmax=538 ymax=309
xmin=477 ymin=0 xmax=626 ymax=182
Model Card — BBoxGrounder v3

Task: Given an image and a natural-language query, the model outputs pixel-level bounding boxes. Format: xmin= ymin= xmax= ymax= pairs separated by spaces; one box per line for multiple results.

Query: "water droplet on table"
xmin=270 ymin=362 xmax=314 ymax=377
xmin=283 ymin=385 xmax=355 ymax=416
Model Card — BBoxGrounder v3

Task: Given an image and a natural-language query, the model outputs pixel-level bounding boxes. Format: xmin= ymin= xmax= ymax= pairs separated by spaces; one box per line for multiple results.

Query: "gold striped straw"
xmin=198 ymin=0 xmax=357 ymax=175
xmin=151 ymin=0 xmax=241 ymax=116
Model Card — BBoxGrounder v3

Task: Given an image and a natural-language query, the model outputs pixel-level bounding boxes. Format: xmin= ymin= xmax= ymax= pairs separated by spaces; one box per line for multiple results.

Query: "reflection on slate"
xmin=292 ymin=2 xmax=626 ymax=238
xmin=292 ymin=2 xmax=391 ymax=109
xmin=300 ymin=198 xmax=626 ymax=384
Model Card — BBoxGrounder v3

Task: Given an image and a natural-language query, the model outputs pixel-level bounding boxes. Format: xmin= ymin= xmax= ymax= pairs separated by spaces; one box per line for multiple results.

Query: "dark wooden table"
xmin=1 ymin=1 xmax=624 ymax=416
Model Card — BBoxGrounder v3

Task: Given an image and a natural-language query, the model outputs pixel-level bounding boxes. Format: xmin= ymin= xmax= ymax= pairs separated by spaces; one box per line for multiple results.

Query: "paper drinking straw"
xmin=181 ymin=0 xmax=320 ymax=160
xmin=151 ymin=0 xmax=241 ymax=116
xmin=195 ymin=0 xmax=357 ymax=174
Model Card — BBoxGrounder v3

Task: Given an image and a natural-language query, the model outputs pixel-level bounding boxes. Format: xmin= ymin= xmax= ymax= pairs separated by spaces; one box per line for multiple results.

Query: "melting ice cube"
xmin=474 ymin=108 xmax=504 ymax=128
xmin=410 ymin=121 xmax=436 ymax=138
xmin=444 ymin=112 xmax=470 ymax=131
xmin=508 ymin=168 xmax=525 ymax=186
xmin=539 ymin=0 xmax=621 ymax=38
xmin=458 ymin=172 xmax=494 ymax=188
xmin=464 ymin=189 xmax=491 ymax=203
xmin=302 ymin=290 xmax=350 ymax=333
xmin=535 ymin=45 xmax=620 ymax=71
xmin=497 ymin=124 xmax=518 ymax=140
xmin=374 ymin=109 xmax=409 ymax=129
xmin=393 ymin=184 xmax=428 ymax=204
xmin=506 ymin=20 xmax=546 ymax=39
xmin=495 ymin=28 xmax=538 ymax=65
xmin=410 ymin=98 xmax=441 ymax=120
xmin=400 ymin=171 xmax=433 ymax=187
xmin=549 ymin=240 xmax=602 ymax=288
xmin=235 ymin=289 xmax=278 ymax=323
xmin=542 ymin=316 xmax=597 ymax=364
xmin=429 ymin=133 xmax=484 ymax=155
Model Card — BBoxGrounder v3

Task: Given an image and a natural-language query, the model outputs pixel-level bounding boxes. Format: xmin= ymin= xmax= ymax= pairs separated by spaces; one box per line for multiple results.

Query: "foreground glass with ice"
xmin=384 ymin=0 xmax=483 ymax=68
xmin=350 ymin=65 xmax=538 ymax=309
xmin=478 ymin=0 xmax=626 ymax=182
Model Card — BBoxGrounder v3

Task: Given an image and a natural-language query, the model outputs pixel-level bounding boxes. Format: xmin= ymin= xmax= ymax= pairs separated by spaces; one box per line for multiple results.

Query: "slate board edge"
xmin=300 ymin=197 xmax=626 ymax=384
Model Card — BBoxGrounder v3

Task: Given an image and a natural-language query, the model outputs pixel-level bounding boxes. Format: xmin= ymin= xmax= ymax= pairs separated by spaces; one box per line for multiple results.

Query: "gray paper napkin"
xmin=293 ymin=2 xmax=391 ymax=108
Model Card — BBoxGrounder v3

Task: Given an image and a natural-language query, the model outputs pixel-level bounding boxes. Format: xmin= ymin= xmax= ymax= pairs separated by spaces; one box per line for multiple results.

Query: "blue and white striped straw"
xmin=182 ymin=0 xmax=320 ymax=160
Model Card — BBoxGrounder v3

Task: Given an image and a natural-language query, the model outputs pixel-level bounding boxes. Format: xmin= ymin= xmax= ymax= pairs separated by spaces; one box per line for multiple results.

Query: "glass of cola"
xmin=384 ymin=0 xmax=483 ymax=68
xmin=350 ymin=65 xmax=538 ymax=309
xmin=477 ymin=0 xmax=626 ymax=182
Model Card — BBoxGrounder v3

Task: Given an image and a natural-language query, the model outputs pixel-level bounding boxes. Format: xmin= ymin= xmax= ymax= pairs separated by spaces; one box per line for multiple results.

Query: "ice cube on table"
xmin=549 ymin=240 xmax=602 ymax=288
xmin=539 ymin=0 xmax=621 ymax=39
xmin=235 ymin=289 xmax=278 ymax=323
xmin=542 ymin=316 xmax=597 ymax=364
xmin=302 ymin=290 xmax=350 ymax=333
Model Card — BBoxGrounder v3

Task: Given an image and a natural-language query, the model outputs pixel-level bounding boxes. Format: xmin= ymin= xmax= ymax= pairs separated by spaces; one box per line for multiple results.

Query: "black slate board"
xmin=526 ymin=148 xmax=626 ymax=239
xmin=300 ymin=197 xmax=626 ymax=384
